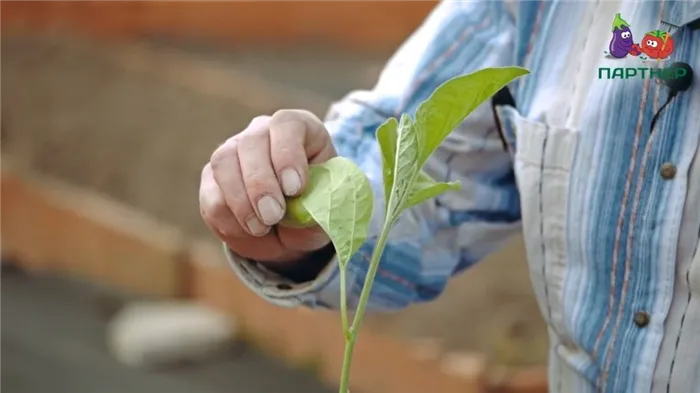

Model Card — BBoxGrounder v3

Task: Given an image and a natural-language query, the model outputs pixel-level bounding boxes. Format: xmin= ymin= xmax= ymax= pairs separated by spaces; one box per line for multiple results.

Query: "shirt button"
xmin=660 ymin=163 xmax=677 ymax=179
xmin=633 ymin=311 xmax=650 ymax=328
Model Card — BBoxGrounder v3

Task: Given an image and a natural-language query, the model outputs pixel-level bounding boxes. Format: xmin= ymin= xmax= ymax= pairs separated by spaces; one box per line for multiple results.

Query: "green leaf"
xmin=280 ymin=197 xmax=317 ymax=228
xmin=413 ymin=66 xmax=529 ymax=168
xmin=404 ymin=171 xmax=460 ymax=209
xmin=385 ymin=114 xmax=421 ymax=216
xmin=375 ymin=117 xmax=399 ymax=211
xmin=281 ymin=157 xmax=373 ymax=266
xmin=377 ymin=116 xmax=450 ymax=218
xmin=377 ymin=67 xmax=528 ymax=220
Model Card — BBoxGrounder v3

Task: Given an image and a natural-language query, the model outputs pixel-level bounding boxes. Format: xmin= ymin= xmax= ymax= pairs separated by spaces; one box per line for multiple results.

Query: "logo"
xmin=607 ymin=13 xmax=675 ymax=60
xmin=599 ymin=13 xmax=685 ymax=80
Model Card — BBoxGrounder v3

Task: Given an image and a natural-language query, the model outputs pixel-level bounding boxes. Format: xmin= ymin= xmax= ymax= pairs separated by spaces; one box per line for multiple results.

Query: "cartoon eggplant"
xmin=609 ymin=13 xmax=637 ymax=58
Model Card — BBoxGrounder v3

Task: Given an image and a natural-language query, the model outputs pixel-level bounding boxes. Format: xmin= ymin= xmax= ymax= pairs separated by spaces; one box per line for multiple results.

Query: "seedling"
xmin=283 ymin=66 xmax=529 ymax=393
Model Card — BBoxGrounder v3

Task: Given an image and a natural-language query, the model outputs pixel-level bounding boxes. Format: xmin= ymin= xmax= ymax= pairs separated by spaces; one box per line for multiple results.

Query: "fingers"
xmin=236 ymin=116 xmax=287 ymax=227
xmin=199 ymin=162 xmax=248 ymax=238
xmin=200 ymin=163 xmax=323 ymax=261
xmin=268 ymin=111 xmax=307 ymax=197
xmin=269 ymin=109 xmax=337 ymax=197
xmin=210 ymin=134 xmax=270 ymax=237
xmin=201 ymin=160 xmax=287 ymax=260
xmin=201 ymin=110 xmax=337 ymax=264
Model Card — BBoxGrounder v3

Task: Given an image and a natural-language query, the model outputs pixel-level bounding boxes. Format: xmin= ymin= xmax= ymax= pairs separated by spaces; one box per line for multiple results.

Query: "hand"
xmin=200 ymin=110 xmax=336 ymax=264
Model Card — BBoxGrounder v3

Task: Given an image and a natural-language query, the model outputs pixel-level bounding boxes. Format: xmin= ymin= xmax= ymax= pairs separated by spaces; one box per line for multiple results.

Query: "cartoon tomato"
xmin=636 ymin=30 xmax=674 ymax=59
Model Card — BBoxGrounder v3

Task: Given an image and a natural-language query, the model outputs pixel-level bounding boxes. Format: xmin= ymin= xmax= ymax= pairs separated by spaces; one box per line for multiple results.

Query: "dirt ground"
xmin=1 ymin=35 xmax=548 ymax=366
xmin=1 ymin=271 xmax=334 ymax=393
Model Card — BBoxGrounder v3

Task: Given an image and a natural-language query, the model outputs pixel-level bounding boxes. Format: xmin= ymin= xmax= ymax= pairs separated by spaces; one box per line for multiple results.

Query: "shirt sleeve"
xmin=226 ymin=0 xmax=522 ymax=311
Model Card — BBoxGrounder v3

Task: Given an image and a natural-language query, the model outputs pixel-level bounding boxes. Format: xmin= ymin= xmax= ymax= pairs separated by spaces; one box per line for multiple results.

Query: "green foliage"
xmin=283 ymin=66 xmax=529 ymax=393
xmin=283 ymin=157 xmax=373 ymax=267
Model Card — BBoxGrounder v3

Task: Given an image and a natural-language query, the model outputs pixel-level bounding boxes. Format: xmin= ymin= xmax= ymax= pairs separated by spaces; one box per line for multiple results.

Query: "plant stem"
xmin=339 ymin=267 xmax=349 ymax=337
xmin=337 ymin=217 xmax=394 ymax=393
xmin=338 ymin=329 xmax=355 ymax=393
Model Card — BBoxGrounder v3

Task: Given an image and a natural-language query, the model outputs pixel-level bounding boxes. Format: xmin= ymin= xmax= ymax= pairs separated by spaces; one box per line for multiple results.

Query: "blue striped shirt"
xmin=227 ymin=1 xmax=700 ymax=391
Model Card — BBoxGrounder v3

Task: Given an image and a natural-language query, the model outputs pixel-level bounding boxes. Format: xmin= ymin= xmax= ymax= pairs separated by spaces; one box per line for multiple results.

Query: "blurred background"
xmin=1 ymin=2 xmax=547 ymax=392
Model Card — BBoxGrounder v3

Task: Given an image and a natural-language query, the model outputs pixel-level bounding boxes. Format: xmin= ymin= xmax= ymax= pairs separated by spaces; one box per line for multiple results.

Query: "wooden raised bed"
xmin=1 ymin=165 xmax=548 ymax=393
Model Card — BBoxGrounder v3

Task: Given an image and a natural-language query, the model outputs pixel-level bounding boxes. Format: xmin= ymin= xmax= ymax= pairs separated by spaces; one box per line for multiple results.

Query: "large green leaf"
xmin=283 ymin=67 xmax=529 ymax=261
xmin=413 ymin=66 xmax=529 ymax=167
xmin=376 ymin=66 xmax=528 ymax=219
xmin=281 ymin=157 xmax=373 ymax=266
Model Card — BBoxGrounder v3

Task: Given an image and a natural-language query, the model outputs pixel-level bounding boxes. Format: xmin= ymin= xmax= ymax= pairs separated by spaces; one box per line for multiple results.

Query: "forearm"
xmin=226 ymin=160 xmax=520 ymax=312
xmin=226 ymin=98 xmax=522 ymax=312
xmin=225 ymin=0 xmax=523 ymax=311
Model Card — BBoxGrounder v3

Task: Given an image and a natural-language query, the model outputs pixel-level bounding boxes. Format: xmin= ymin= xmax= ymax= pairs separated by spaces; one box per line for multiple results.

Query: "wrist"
xmin=257 ymin=249 xmax=313 ymax=265
xmin=258 ymin=242 xmax=336 ymax=283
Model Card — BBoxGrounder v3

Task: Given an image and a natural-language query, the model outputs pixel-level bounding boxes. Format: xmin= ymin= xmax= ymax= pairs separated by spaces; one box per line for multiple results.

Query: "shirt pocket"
xmin=495 ymin=105 xmax=579 ymax=339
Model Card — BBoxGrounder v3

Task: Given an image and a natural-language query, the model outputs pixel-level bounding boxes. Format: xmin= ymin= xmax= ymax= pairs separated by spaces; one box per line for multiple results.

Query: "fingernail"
xmin=257 ymin=195 xmax=284 ymax=225
xmin=246 ymin=215 xmax=269 ymax=236
xmin=280 ymin=169 xmax=301 ymax=196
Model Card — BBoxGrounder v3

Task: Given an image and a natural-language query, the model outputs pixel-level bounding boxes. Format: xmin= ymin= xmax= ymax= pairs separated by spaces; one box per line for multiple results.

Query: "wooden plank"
xmin=0 ymin=1 xmax=438 ymax=53
xmin=1 ymin=166 xmax=189 ymax=298
xmin=111 ymin=44 xmax=331 ymax=115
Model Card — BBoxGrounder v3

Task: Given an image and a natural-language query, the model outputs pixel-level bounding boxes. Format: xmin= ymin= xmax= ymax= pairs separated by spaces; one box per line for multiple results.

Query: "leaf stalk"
xmin=337 ymin=215 xmax=394 ymax=393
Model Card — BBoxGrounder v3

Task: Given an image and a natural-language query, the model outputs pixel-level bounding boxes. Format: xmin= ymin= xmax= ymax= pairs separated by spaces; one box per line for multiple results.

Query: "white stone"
xmin=107 ymin=300 xmax=237 ymax=367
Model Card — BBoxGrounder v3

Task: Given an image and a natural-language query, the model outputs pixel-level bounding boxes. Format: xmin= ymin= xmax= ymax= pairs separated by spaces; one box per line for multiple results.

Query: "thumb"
xmin=269 ymin=109 xmax=337 ymax=197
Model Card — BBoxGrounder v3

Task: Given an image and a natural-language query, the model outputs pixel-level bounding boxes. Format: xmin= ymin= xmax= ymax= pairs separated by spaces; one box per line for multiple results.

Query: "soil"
xmin=1 ymin=34 xmax=548 ymax=366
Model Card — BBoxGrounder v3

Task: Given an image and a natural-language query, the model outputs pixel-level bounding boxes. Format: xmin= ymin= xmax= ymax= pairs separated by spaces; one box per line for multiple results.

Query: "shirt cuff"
xmin=223 ymin=244 xmax=342 ymax=309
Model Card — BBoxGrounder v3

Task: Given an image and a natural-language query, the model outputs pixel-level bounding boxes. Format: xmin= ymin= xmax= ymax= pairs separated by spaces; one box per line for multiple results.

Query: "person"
xmin=198 ymin=1 xmax=700 ymax=392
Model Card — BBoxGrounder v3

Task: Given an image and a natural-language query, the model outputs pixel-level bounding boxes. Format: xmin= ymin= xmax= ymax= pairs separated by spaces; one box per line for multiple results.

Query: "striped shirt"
xmin=226 ymin=1 xmax=700 ymax=392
